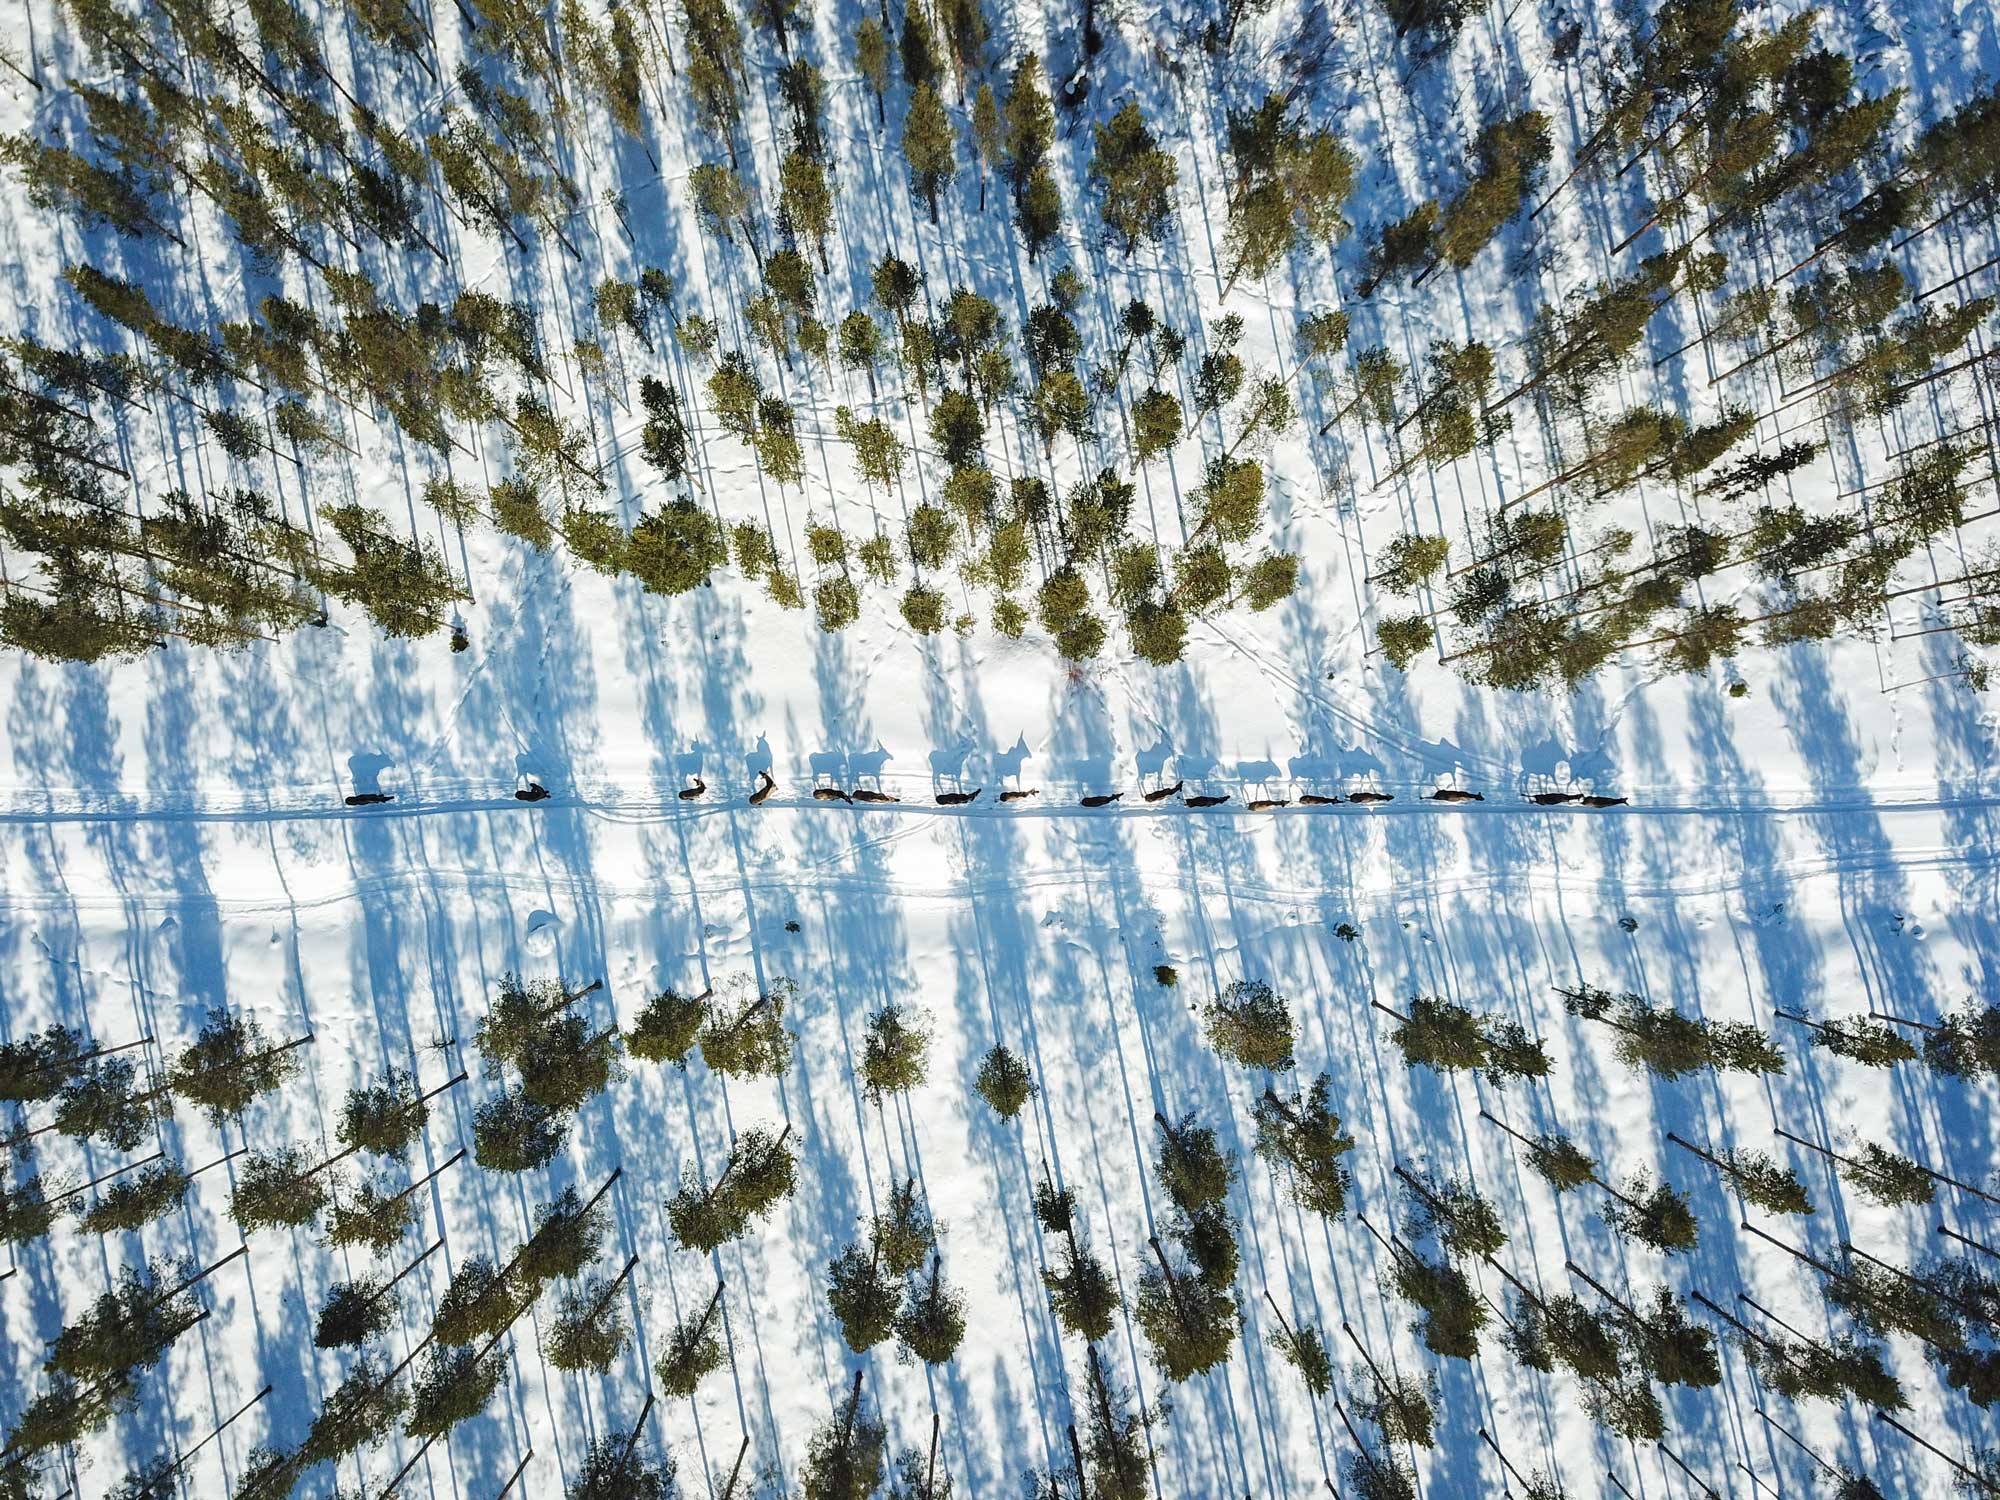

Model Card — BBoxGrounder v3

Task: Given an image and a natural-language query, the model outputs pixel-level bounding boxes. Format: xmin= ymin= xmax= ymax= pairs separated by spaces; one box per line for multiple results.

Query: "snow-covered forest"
xmin=1 ymin=0 xmax=1998 ymax=1490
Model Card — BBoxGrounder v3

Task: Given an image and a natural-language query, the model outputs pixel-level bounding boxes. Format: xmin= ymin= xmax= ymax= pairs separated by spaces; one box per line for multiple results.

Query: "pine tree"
xmin=339 ymin=1067 xmax=463 ymax=1159
xmin=1667 ymin=1133 xmax=1815 ymax=1214
xmin=1079 ymin=1348 xmax=1153 ymax=1500
xmin=1203 ymin=979 xmax=1295 ymax=1070
xmin=1090 ymin=101 xmax=1178 ymax=253
xmin=1346 ymin=1323 xmax=1437 ymax=1445
xmin=407 ymin=1344 xmax=509 ymax=1439
xmin=1264 ymin=1307 xmax=1333 ymax=1397
xmin=626 ymin=985 xmax=711 ymax=1067
xmin=1381 ymin=1236 xmax=1486 ymax=1358
xmin=862 ymin=1002 xmax=932 ymax=1099
xmin=1 ymin=132 xmax=178 ymax=243
xmin=230 ymin=1145 xmax=332 ymax=1233
xmin=1925 ymin=1005 xmax=2000 ymax=1079
xmin=1397 ymin=1166 xmax=1508 ymax=1258
xmin=655 ymin=1281 xmax=727 ymax=1396
xmin=855 ymin=18 xmax=891 ymax=126
xmin=1559 ymin=981 xmax=1785 ymax=1078
xmin=904 ymin=83 xmax=956 ymax=224
xmin=472 ymin=1084 xmax=568 ymax=1172
xmin=666 ymin=1124 xmax=796 ymax=1251
xmin=565 ymin=1400 xmax=675 ymax=1500
xmin=1499 ymin=1288 xmax=1622 ymax=1383
xmin=1044 ymin=1239 xmax=1119 ymax=1340
xmin=0 ymin=1023 xmax=93 ymax=1102
xmin=1253 ymin=1075 xmax=1356 ymax=1219
xmin=167 ymin=1010 xmax=307 ymax=1127
xmin=1775 ymin=1009 xmax=1918 ymax=1066
xmin=973 ymin=1044 xmax=1036 ymax=1118
xmin=1840 ymin=1141 xmax=1938 ymax=1208
xmin=801 ymin=1372 xmax=887 ymax=1500
xmin=1221 ymin=96 xmax=1354 ymax=290
xmin=1600 ymin=1171 xmax=1700 ymax=1254
xmin=872 ymin=1178 xmax=937 ymax=1274
xmin=545 ymin=1255 xmax=640 ymax=1372
xmin=298 ymin=1355 xmax=406 ymax=1465
xmin=1135 ymin=1235 xmax=1238 ymax=1379
xmin=327 ymin=1172 xmax=422 ymax=1253
xmin=1433 ymin=112 xmax=1552 ymax=270
xmin=779 ymin=150 xmax=835 ymax=272
xmin=698 ymin=978 xmax=795 ymax=1078
xmin=432 ymin=1256 xmax=535 ymax=1347
xmin=48 ymin=1054 xmax=170 ymax=1151
xmin=1567 ymin=1266 xmax=1719 ymax=1389
xmin=1 ymin=1171 xmax=61 ymax=1246
xmin=897 ymin=1256 xmax=967 ymax=1364
xmin=47 ymin=1258 xmax=203 ymax=1382
xmin=1377 ymin=995 xmax=1552 ymax=1086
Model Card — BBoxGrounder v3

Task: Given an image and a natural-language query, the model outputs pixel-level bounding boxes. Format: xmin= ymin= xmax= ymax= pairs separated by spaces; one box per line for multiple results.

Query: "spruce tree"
xmin=1154 ymin=1111 xmax=1237 ymax=1212
xmin=629 ymin=499 xmax=728 ymax=594
xmin=827 ymin=1240 xmax=900 ymax=1352
xmin=1002 ymin=54 xmax=1054 ymax=186
xmin=855 ymin=17 xmax=891 ymax=125
xmin=1014 ymin=164 xmax=1062 ymax=258
xmin=316 ymin=1278 xmax=397 ymax=1349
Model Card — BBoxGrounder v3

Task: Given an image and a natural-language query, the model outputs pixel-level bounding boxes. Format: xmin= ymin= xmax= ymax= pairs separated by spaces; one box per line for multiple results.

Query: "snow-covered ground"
xmin=1 ymin=789 xmax=1997 ymax=1498
xmin=3 ymin=0 xmax=2000 ymax=1487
